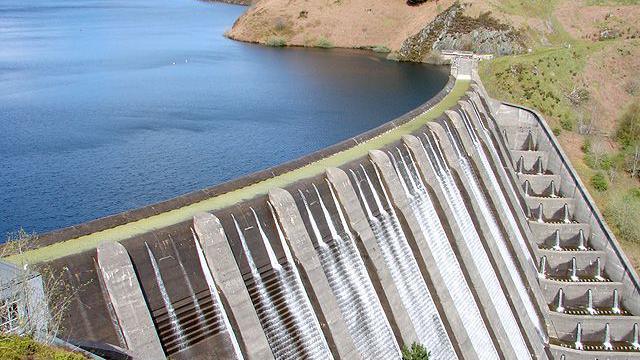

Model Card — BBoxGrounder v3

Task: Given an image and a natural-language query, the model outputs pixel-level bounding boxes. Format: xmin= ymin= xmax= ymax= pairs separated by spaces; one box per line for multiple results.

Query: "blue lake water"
xmin=0 ymin=0 xmax=449 ymax=237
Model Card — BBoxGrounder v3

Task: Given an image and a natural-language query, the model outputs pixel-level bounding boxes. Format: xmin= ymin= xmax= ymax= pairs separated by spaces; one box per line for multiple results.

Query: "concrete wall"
xmin=32 ymin=64 xmax=640 ymax=360
xmin=96 ymin=242 xmax=165 ymax=360
xmin=193 ymin=212 xmax=272 ymax=360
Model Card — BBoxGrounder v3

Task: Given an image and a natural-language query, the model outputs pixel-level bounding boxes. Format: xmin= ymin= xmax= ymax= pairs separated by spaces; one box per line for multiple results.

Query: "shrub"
xmin=605 ymin=190 xmax=640 ymax=244
xmin=2 ymin=230 xmax=78 ymax=344
xmin=273 ymin=18 xmax=289 ymax=32
xmin=591 ymin=172 xmax=609 ymax=191
xmin=552 ymin=127 xmax=561 ymax=136
xmin=316 ymin=37 xmax=334 ymax=48
xmin=560 ymin=117 xmax=574 ymax=131
xmin=625 ymin=78 xmax=639 ymax=96
xmin=402 ymin=342 xmax=430 ymax=360
xmin=581 ymin=138 xmax=592 ymax=153
xmin=616 ymin=101 xmax=640 ymax=149
xmin=265 ymin=36 xmax=287 ymax=47
xmin=372 ymin=45 xmax=391 ymax=53
xmin=567 ymin=87 xmax=590 ymax=105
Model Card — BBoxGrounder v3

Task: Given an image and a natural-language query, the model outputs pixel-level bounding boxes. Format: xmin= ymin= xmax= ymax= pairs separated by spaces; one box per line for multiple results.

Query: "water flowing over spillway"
xmin=233 ymin=214 xmax=332 ymax=360
xmin=146 ymin=243 xmax=188 ymax=351
xmin=299 ymin=185 xmax=401 ymax=358
xmin=170 ymin=240 xmax=210 ymax=335
xmin=387 ymin=148 xmax=499 ymax=360
xmin=465 ymin=100 xmax=535 ymax=266
xmin=421 ymin=132 xmax=530 ymax=359
xmin=453 ymin=107 xmax=544 ymax=338
xmin=350 ymin=164 xmax=457 ymax=359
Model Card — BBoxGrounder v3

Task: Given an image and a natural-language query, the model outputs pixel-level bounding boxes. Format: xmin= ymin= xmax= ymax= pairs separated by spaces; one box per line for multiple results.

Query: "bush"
xmin=316 ymin=37 xmax=334 ymax=48
xmin=591 ymin=172 xmax=609 ymax=191
xmin=581 ymin=138 xmax=592 ymax=153
xmin=372 ymin=45 xmax=391 ymax=53
xmin=568 ymin=87 xmax=590 ymax=105
xmin=560 ymin=117 xmax=574 ymax=131
xmin=616 ymin=101 xmax=640 ymax=149
xmin=605 ymin=190 xmax=640 ymax=244
xmin=625 ymin=78 xmax=639 ymax=96
xmin=265 ymin=36 xmax=287 ymax=47
xmin=402 ymin=342 xmax=430 ymax=360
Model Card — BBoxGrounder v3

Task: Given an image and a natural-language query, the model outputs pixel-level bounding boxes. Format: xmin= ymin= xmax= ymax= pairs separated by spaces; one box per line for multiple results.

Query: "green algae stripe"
xmin=9 ymin=80 xmax=470 ymax=264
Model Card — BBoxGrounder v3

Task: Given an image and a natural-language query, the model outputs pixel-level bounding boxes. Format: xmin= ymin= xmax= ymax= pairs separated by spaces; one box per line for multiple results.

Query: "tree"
xmin=616 ymin=101 xmax=640 ymax=178
xmin=402 ymin=342 xmax=431 ymax=360
xmin=591 ymin=172 xmax=609 ymax=192
xmin=616 ymin=101 xmax=640 ymax=148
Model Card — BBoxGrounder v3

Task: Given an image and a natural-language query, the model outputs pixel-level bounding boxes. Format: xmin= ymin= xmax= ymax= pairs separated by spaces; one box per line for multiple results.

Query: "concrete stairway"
xmin=489 ymin=101 xmax=640 ymax=359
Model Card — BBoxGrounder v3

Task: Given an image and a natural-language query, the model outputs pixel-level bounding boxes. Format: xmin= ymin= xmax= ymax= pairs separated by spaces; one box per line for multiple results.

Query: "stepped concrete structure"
xmin=6 ymin=58 xmax=640 ymax=359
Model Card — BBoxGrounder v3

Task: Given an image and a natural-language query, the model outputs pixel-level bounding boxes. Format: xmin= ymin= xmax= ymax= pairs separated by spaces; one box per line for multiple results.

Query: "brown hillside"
xmin=226 ymin=0 xmax=457 ymax=50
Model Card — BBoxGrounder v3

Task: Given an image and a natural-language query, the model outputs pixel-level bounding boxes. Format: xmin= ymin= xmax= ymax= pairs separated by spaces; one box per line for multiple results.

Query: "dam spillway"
xmin=15 ymin=59 xmax=640 ymax=360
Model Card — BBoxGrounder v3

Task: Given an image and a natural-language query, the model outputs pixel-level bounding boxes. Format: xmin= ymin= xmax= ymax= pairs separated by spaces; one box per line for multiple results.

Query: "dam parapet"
xmin=11 ymin=59 xmax=640 ymax=359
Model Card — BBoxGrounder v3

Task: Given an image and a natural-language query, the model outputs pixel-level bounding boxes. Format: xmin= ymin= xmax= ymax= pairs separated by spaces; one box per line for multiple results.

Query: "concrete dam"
xmin=14 ymin=59 xmax=640 ymax=359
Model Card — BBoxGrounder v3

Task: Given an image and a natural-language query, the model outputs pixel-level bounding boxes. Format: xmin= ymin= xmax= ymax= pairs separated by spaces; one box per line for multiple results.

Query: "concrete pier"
xmin=96 ymin=241 xmax=165 ymax=360
xmin=325 ymin=167 xmax=419 ymax=347
xmin=268 ymin=188 xmax=360 ymax=360
xmin=192 ymin=212 xmax=273 ymax=360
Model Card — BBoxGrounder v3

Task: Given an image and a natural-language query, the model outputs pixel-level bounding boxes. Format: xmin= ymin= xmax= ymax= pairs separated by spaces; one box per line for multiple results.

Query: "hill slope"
xmin=478 ymin=0 xmax=640 ymax=271
xmin=226 ymin=0 xmax=458 ymax=50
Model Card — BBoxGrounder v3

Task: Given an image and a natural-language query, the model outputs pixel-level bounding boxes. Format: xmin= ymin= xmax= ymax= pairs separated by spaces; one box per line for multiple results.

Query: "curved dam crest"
xmin=7 ymin=60 xmax=640 ymax=360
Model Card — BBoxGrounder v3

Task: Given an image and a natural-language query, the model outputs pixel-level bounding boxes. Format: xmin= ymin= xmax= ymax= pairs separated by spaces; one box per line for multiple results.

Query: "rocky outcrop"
xmin=397 ymin=2 xmax=524 ymax=62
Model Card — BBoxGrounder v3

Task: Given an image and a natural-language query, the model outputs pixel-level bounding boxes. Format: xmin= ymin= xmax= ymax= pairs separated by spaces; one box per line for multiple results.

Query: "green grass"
xmin=493 ymin=0 xmax=558 ymax=17
xmin=479 ymin=42 xmax=601 ymax=130
xmin=6 ymin=80 xmax=470 ymax=264
xmin=587 ymin=0 xmax=640 ymax=5
xmin=0 ymin=335 xmax=86 ymax=360
xmin=265 ymin=36 xmax=287 ymax=47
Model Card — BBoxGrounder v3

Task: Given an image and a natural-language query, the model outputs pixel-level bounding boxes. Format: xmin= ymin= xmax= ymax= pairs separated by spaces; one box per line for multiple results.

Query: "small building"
xmin=0 ymin=260 xmax=48 ymax=337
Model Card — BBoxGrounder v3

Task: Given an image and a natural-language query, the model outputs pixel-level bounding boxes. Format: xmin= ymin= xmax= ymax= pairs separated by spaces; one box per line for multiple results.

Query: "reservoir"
xmin=0 ymin=0 xmax=449 ymax=236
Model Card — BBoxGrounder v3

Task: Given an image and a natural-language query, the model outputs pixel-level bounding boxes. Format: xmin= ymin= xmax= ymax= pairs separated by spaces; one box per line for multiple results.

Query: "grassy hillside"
xmin=478 ymin=0 xmax=640 ymax=272
xmin=0 ymin=335 xmax=86 ymax=360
